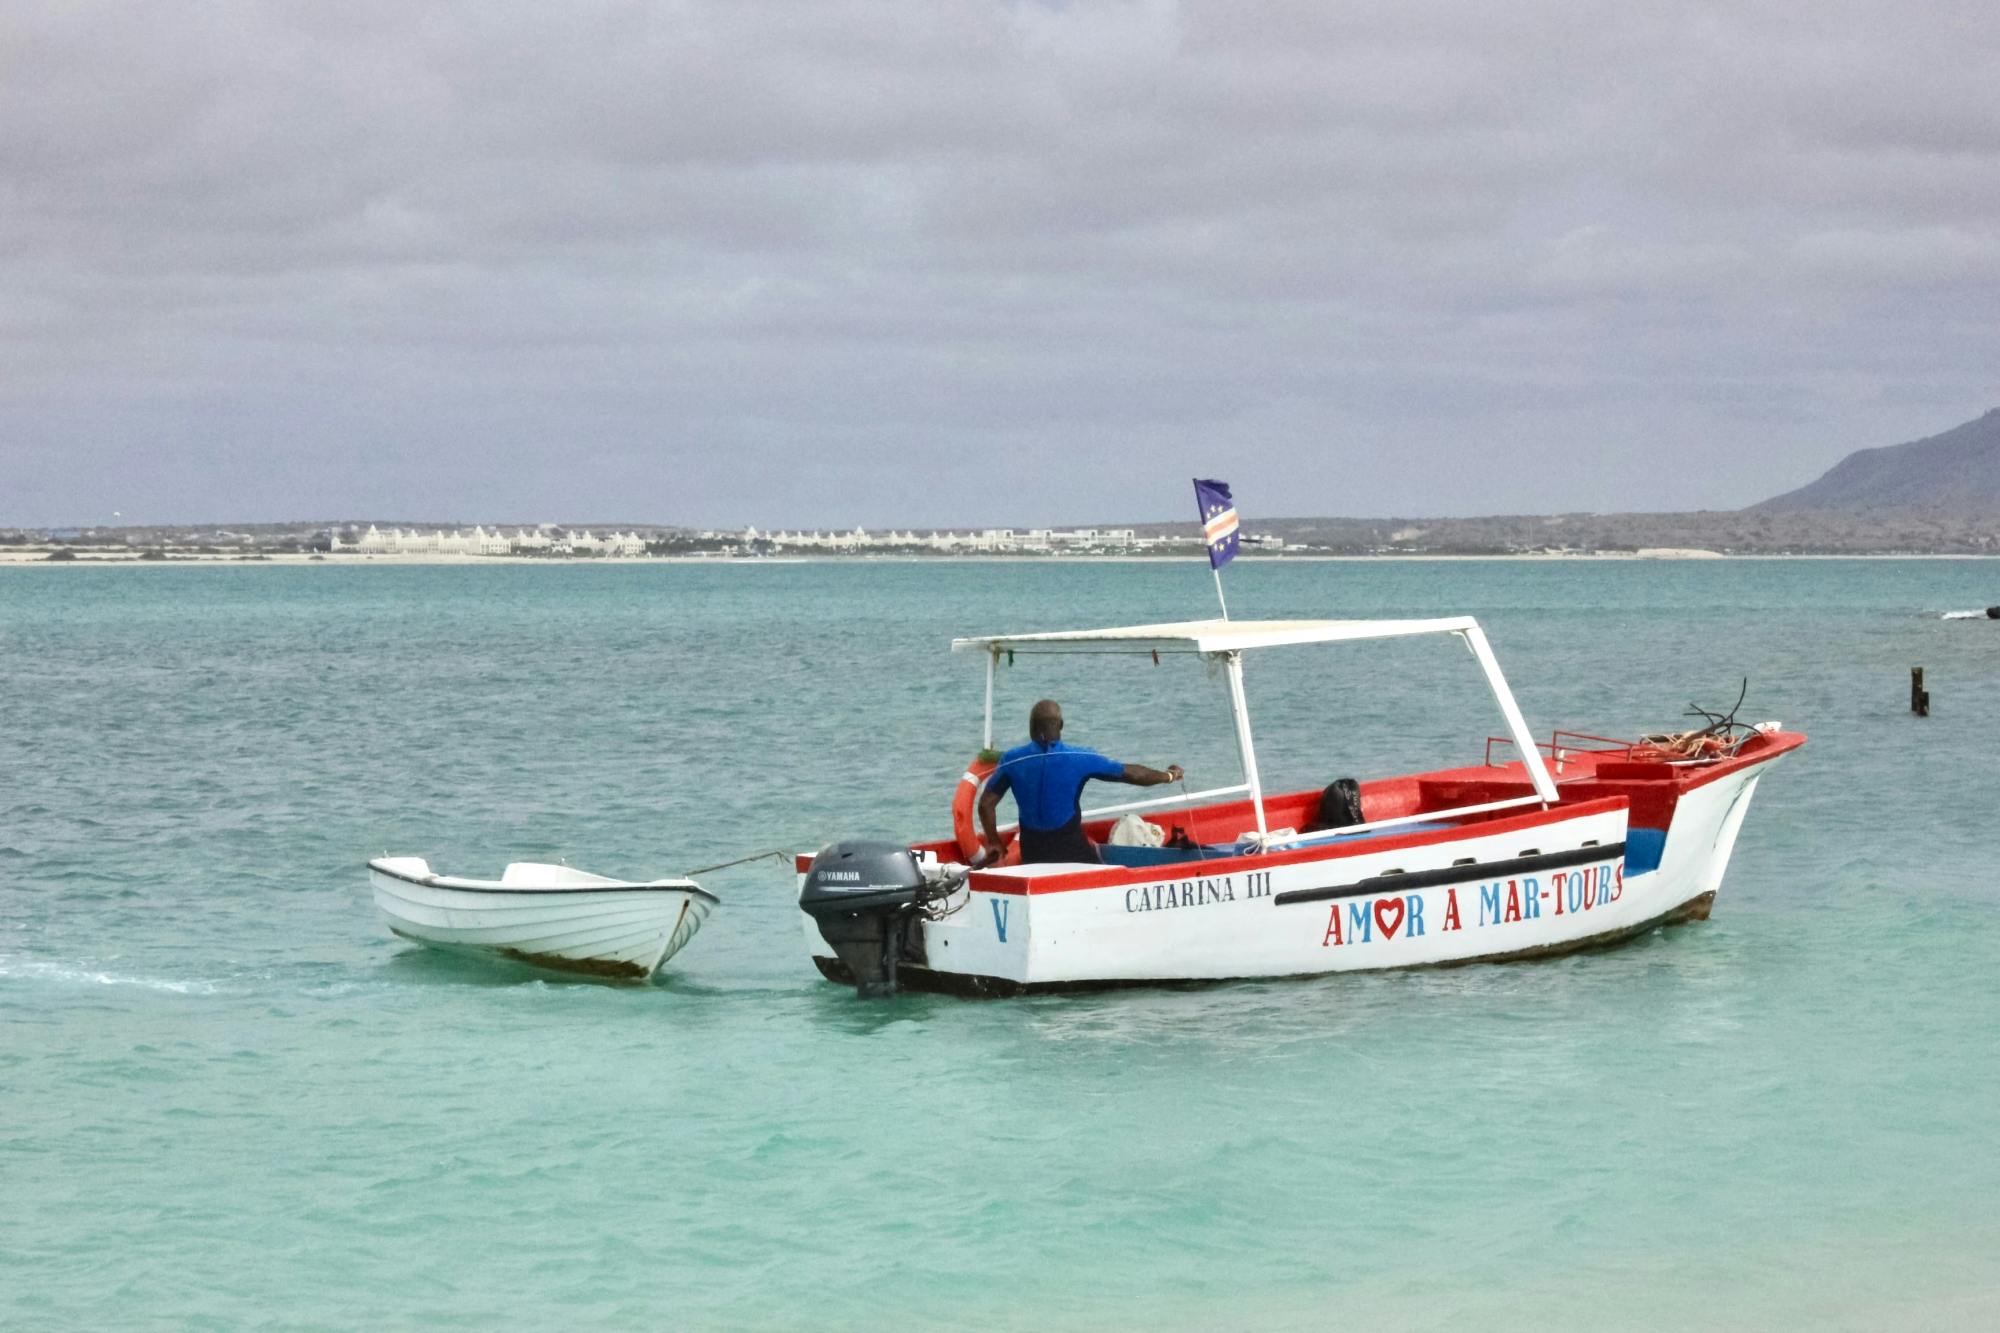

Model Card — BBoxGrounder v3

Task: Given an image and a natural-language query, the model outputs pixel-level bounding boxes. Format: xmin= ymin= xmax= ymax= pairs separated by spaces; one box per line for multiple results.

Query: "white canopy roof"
xmin=952 ymin=616 xmax=1478 ymax=656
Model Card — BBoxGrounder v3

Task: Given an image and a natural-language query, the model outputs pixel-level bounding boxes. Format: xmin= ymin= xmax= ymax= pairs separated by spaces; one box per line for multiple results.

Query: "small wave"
xmin=0 ymin=956 xmax=225 ymax=995
xmin=1942 ymin=610 xmax=1995 ymax=620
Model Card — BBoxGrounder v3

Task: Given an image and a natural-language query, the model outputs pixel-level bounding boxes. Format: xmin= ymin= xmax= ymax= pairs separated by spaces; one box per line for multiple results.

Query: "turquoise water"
xmin=4 ymin=559 xmax=1998 ymax=1329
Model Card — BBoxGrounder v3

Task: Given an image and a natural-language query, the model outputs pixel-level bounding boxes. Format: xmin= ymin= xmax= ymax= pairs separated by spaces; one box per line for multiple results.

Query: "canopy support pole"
xmin=1221 ymin=652 xmax=1267 ymax=843
xmin=1462 ymin=624 xmax=1560 ymax=803
xmin=982 ymin=647 xmax=998 ymax=750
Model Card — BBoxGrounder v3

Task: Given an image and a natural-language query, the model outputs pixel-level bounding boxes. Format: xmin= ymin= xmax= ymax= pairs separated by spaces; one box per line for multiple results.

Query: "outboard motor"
xmin=799 ymin=841 xmax=936 ymax=997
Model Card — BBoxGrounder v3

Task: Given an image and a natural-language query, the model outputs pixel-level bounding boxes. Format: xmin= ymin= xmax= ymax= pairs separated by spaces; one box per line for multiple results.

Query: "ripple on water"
xmin=0 ymin=955 xmax=229 ymax=996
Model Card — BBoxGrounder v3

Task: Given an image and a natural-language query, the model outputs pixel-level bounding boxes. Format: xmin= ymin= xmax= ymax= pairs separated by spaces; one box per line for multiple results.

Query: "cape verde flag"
xmin=1193 ymin=478 xmax=1239 ymax=570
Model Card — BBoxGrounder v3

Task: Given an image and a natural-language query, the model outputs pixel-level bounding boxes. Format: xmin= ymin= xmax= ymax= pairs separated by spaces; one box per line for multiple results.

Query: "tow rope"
xmin=678 ymin=848 xmax=798 ymax=878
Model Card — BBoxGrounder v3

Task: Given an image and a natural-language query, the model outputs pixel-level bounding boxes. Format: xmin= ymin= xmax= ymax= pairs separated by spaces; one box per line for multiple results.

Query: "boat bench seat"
xmin=1417 ymin=776 xmax=1540 ymax=809
xmin=1097 ymin=842 xmax=1243 ymax=868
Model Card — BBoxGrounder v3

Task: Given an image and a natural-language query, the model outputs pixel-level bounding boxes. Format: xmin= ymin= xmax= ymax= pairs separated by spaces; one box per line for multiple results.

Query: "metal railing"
xmin=995 ymin=782 xmax=1547 ymax=858
xmin=1081 ymin=783 xmax=1251 ymax=824
xmin=1253 ymin=795 xmax=1545 ymax=854
xmin=1484 ymin=729 xmax=1635 ymax=773
xmin=982 ymin=783 xmax=1252 ymax=837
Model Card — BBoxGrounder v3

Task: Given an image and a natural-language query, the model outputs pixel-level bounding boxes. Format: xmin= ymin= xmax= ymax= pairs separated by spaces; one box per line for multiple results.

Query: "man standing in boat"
xmin=978 ymin=699 xmax=1183 ymax=864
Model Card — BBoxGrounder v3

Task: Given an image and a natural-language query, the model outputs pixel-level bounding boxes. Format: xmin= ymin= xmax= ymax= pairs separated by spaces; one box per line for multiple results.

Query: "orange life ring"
xmin=951 ymin=751 xmax=1017 ymax=865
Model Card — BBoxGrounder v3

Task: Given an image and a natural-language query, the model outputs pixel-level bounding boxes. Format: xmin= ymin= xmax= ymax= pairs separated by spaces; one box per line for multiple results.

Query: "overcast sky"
xmin=4 ymin=1 xmax=1997 ymax=528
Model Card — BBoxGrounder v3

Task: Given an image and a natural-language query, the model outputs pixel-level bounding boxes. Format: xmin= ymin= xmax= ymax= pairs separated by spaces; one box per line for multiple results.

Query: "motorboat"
xmin=797 ymin=617 xmax=1805 ymax=996
xmin=369 ymin=856 xmax=717 ymax=979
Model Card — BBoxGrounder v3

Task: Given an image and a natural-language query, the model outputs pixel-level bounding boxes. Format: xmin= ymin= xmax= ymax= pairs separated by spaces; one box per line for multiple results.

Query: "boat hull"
xmin=802 ymin=748 xmax=1788 ymax=994
xmin=810 ymin=889 xmax=1719 ymax=996
xmin=371 ymin=863 xmax=715 ymax=980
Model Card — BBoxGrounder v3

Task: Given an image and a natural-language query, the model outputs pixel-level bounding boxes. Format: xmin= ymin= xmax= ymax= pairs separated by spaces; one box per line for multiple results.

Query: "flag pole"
xmin=1193 ymin=476 xmax=1238 ymax=623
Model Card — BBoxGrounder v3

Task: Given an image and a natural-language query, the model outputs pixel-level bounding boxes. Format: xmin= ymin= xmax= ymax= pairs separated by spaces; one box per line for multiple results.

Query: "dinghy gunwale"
xmin=367 ymin=857 xmax=720 ymax=904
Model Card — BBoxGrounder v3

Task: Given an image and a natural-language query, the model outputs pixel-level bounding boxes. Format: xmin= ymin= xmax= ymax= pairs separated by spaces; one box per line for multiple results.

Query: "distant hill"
xmin=1120 ymin=411 xmax=2000 ymax=553
xmin=1753 ymin=408 xmax=2000 ymax=514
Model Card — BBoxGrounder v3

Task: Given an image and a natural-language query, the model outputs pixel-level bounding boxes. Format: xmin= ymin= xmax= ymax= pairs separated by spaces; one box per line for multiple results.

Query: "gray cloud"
xmin=3 ymin=0 xmax=1997 ymax=526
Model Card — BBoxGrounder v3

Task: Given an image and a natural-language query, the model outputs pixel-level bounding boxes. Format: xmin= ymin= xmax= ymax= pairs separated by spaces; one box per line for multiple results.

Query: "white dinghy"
xmin=369 ymin=857 xmax=718 ymax=979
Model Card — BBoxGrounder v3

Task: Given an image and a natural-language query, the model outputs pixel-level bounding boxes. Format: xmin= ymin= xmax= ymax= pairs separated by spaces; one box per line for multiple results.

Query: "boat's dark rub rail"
xmin=369 ymin=860 xmax=721 ymax=903
xmin=810 ymin=888 xmax=1712 ymax=999
xmin=1269 ymin=842 xmax=1627 ymax=908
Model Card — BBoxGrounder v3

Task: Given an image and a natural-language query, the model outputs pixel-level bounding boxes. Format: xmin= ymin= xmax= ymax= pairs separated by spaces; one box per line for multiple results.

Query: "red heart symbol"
xmin=1374 ymin=896 xmax=1405 ymax=940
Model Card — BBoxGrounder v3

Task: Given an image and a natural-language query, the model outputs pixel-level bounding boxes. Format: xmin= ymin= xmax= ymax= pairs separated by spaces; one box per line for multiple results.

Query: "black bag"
xmin=1306 ymin=778 xmax=1364 ymax=832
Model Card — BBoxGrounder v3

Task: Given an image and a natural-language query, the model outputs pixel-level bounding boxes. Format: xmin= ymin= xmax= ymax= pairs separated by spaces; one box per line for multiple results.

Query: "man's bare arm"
xmin=977 ymin=787 xmax=1005 ymax=855
xmin=1117 ymin=762 xmax=1184 ymax=787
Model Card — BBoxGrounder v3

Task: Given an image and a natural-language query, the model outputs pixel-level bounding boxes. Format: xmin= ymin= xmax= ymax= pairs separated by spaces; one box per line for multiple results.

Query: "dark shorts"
xmin=1018 ymin=815 xmax=1101 ymax=865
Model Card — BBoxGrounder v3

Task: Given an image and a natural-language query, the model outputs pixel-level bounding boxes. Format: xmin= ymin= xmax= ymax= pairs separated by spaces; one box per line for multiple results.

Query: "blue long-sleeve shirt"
xmin=985 ymin=740 xmax=1125 ymax=832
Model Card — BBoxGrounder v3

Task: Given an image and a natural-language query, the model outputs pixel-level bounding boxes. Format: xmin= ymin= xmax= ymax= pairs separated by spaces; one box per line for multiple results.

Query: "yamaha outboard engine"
xmin=799 ymin=841 xmax=933 ymax=997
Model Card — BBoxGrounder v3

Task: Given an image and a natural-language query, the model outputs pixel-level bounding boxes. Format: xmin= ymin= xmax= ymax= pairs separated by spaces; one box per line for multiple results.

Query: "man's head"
xmin=1029 ymin=699 xmax=1064 ymax=743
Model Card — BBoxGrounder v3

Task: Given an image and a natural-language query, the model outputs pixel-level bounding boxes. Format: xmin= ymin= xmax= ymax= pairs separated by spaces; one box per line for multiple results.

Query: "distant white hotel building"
xmin=743 ymin=526 xmax=1147 ymax=553
xmin=332 ymin=523 xmax=1280 ymax=558
xmin=333 ymin=525 xmax=648 ymax=557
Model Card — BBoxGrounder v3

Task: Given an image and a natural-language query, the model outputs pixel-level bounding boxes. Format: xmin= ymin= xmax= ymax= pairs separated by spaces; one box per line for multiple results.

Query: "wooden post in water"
xmin=1911 ymin=666 xmax=1929 ymax=717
